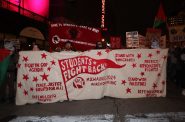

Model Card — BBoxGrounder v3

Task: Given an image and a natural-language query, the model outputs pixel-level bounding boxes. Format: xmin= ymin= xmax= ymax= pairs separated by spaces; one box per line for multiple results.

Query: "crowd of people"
xmin=1 ymin=40 xmax=185 ymax=104
xmin=54 ymin=41 xmax=76 ymax=52
xmin=54 ymin=41 xmax=107 ymax=52
xmin=167 ymin=46 xmax=185 ymax=95
xmin=0 ymin=40 xmax=107 ymax=103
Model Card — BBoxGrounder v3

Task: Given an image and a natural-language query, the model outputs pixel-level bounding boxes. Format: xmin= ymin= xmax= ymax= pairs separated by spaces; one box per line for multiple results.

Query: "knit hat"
xmin=4 ymin=41 xmax=15 ymax=51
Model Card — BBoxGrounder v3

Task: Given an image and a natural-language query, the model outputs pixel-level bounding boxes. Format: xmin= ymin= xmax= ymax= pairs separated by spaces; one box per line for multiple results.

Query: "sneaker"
xmin=182 ymin=89 xmax=185 ymax=96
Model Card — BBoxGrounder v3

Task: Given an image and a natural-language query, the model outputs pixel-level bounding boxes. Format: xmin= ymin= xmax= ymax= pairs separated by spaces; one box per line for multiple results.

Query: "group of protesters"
xmin=167 ymin=46 xmax=185 ymax=95
xmin=0 ymin=40 xmax=109 ymax=103
xmin=54 ymin=40 xmax=107 ymax=52
xmin=1 ymin=40 xmax=185 ymax=104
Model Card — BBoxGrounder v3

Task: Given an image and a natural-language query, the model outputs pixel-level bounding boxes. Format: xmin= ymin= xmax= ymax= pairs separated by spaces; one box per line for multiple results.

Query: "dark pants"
xmin=0 ymin=80 xmax=6 ymax=101
xmin=0 ymin=71 xmax=15 ymax=102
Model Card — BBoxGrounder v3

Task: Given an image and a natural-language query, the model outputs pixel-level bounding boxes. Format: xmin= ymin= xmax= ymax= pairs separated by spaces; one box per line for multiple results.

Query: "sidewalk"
xmin=0 ymin=81 xmax=185 ymax=122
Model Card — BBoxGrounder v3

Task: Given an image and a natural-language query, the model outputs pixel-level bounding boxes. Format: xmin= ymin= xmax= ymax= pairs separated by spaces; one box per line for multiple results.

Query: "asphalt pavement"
xmin=0 ymin=81 xmax=185 ymax=122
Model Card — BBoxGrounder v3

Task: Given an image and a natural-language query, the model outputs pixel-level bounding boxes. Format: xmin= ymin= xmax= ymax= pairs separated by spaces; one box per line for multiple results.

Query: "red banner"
xmin=58 ymin=56 xmax=125 ymax=83
xmin=49 ymin=23 xmax=102 ymax=51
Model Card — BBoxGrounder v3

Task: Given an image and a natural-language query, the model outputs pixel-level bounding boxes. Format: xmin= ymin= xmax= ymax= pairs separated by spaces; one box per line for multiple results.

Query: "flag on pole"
xmin=153 ymin=2 xmax=167 ymax=28
xmin=0 ymin=49 xmax=11 ymax=86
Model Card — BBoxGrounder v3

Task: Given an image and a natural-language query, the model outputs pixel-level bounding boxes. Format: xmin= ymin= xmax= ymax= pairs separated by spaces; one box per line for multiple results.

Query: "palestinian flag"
xmin=0 ymin=49 xmax=11 ymax=86
xmin=153 ymin=2 xmax=168 ymax=35
xmin=153 ymin=2 xmax=166 ymax=28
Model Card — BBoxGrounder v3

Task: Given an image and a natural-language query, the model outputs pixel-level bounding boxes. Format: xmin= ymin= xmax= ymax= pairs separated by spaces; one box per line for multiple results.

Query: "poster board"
xmin=169 ymin=25 xmax=185 ymax=42
xmin=126 ymin=31 xmax=139 ymax=48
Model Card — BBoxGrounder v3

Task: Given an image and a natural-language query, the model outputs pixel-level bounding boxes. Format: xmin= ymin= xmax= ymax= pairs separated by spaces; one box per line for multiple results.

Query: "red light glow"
xmin=9 ymin=0 xmax=49 ymax=17
xmin=24 ymin=0 xmax=49 ymax=17
xmin=9 ymin=0 xmax=20 ymax=5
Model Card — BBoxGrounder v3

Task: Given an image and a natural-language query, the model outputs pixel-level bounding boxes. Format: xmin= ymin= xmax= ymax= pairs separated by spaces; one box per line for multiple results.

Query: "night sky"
xmin=50 ymin=0 xmax=185 ymax=37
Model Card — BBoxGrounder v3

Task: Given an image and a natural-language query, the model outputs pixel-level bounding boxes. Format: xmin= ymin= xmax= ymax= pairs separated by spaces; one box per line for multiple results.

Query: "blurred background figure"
xmin=63 ymin=41 xmax=75 ymax=51
xmin=0 ymin=41 xmax=18 ymax=103
xmin=95 ymin=41 xmax=104 ymax=49
xmin=55 ymin=46 xmax=62 ymax=52
xmin=32 ymin=44 xmax=40 ymax=51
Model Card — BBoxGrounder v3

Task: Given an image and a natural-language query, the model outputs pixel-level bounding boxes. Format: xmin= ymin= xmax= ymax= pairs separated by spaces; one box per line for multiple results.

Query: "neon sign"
xmin=101 ymin=0 xmax=105 ymax=28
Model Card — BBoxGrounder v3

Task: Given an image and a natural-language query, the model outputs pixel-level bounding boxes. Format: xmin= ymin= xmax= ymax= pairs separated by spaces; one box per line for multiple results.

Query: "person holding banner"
xmin=95 ymin=41 xmax=105 ymax=49
xmin=0 ymin=41 xmax=18 ymax=103
xmin=62 ymin=41 xmax=76 ymax=51
xmin=151 ymin=37 xmax=160 ymax=49
xmin=0 ymin=49 xmax=11 ymax=103
xmin=32 ymin=43 xmax=40 ymax=51
xmin=55 ymin=47 xmax=62 ymax=52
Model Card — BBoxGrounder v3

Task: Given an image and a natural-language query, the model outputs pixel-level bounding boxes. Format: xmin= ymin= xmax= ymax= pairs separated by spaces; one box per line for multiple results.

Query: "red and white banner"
xmin=16 ymin=49 xmax=168 ymax=105
xmin=49 ymin=23 xmax=101 ymax=51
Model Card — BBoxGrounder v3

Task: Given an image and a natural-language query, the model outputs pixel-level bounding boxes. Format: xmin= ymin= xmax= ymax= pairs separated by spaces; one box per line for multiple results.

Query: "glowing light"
xmin=9 ymin=0 xmax=20 ymax=5
xmin=24 ymin=0 xmax=49 ymax=17
xmin=101 ymin=38 xmax=105 ymax=42
xmin=10 ymin=0 xmax=49 ymax=17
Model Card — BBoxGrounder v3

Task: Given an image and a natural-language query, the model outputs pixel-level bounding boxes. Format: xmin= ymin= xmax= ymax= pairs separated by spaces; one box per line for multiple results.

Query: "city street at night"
xmin=0 ymin=0 xmax=185 ymax=122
